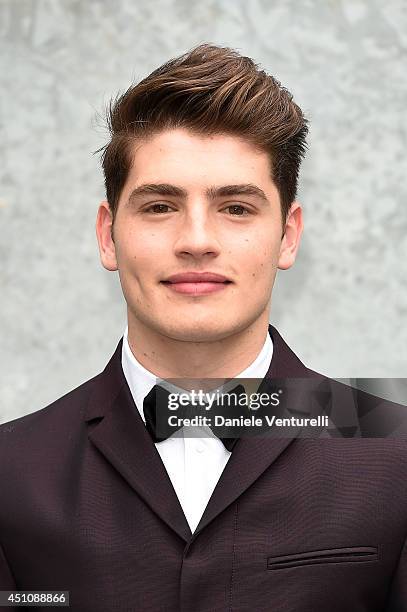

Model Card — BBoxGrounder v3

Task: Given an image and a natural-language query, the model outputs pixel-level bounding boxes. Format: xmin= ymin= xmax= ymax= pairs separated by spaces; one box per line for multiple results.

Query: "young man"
xmin=0 ymin=45 xmax=406 ymax=611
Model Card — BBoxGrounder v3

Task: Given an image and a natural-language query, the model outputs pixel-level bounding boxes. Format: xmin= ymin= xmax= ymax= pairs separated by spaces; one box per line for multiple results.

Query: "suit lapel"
xmin=84 ymin=325 xmax=316 ymax=542
xmin=85 ymin=340 xmax=192 ymax=543
xmin=193 ymin=325 xmax=315 ymax=537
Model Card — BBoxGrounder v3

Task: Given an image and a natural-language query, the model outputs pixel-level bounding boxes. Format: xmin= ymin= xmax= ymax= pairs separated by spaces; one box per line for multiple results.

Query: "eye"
xmin=224 ymin=204 xmax=251 ymax=216
xmin=144 ymin=203 xmax=173 ymax=214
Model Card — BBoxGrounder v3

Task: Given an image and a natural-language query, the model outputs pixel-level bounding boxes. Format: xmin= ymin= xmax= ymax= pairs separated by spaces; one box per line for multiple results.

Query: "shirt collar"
xmin=121 ymin=324 xmax=273 ymax=424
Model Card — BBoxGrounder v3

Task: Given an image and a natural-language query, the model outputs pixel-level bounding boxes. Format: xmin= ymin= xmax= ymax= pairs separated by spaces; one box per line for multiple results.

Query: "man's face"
xmin=97 ymin=128 xmax=302 ymax=342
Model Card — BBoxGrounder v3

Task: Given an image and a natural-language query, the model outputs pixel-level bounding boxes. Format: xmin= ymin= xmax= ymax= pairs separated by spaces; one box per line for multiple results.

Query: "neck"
xmin=126 ymin=310 xmax=271 ymax=379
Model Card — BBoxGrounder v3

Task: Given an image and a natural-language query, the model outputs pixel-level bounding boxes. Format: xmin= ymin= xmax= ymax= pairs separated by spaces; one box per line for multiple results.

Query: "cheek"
xmin=249 ymin=258 xmax=277 ymax=285
xmin=245 ymin=247 xmax=280 ymax=290
xmin=117 ymin=230 xmax=165 ymax=270
xmin=243 ymin=233 xmax=279 ymax=268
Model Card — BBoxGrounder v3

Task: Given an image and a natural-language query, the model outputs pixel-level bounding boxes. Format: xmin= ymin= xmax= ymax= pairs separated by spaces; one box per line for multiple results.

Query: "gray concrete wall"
xmin=1 ymin=0 xmax=406 ymax=422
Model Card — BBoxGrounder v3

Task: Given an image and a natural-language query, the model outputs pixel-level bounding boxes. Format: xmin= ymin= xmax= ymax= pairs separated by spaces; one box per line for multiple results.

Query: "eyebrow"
xmin=127 ymin=183 xmax=269 ymax=205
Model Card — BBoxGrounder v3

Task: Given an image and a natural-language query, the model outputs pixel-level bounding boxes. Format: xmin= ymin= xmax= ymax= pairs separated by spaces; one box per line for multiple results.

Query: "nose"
xmin=173 ymin=206 xmax=221 ymax=260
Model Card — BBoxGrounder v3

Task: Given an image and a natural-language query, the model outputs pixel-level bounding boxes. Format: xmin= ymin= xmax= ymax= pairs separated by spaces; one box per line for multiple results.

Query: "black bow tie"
xmin=142 ymin=384 xmax=246 ymax=452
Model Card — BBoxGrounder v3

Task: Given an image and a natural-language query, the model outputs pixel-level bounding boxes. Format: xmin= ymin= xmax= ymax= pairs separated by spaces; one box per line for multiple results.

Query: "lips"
xmin=161 ymin=272 xmax=232 ymax=295
xmin=163 ymin=272 xmax=231 ymax=283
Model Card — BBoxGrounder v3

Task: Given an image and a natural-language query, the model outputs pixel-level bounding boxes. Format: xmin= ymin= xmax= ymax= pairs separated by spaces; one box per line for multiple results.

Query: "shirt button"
xmin=195 ymin=444 xmax=205 ymax=453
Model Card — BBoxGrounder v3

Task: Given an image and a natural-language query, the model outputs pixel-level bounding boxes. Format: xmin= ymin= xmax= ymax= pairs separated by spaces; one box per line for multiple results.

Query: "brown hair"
xmin=99 ymin=43 xmax=308 ymax=227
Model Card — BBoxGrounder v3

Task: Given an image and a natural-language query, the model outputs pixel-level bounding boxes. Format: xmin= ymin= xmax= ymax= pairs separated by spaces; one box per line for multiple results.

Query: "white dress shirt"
xmin=121 ymin=326 xmax=273 ymax=533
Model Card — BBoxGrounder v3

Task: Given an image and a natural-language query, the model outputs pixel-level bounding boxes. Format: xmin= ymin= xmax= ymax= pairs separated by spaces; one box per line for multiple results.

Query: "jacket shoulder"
xmin=0 ymin=372 xmax=102 ymax=459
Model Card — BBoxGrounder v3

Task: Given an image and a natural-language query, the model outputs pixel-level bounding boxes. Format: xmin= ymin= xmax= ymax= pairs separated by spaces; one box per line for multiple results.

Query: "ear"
xmin=95 ymin=201 xmax=118 ymax=271
xmin=278 ymin=201 xmax=303 ymax=270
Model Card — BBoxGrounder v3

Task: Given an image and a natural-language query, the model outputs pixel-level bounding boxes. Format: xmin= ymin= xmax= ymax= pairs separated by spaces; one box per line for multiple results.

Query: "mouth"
xmin=161 ymin=272 xmax=232 ymax=296
xmin=161 ymin=280 xmax=232 ymax=295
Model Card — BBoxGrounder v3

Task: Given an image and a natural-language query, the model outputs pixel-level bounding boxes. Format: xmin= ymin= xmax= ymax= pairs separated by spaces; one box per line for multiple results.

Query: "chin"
xmin=156 ymin=318 xmax=241 ymax=343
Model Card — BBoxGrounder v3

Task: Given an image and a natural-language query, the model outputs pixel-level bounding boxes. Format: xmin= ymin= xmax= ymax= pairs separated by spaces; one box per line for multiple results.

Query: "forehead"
xmin=126 ymin=128 xmax=273 ymax=187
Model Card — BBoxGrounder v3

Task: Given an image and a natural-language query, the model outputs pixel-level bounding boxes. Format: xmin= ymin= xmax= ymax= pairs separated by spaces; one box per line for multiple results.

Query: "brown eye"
xmin=226 ymin=205 xmax=249 ymax=216
xmin=146 ymin=204 xmax=171 ymax=213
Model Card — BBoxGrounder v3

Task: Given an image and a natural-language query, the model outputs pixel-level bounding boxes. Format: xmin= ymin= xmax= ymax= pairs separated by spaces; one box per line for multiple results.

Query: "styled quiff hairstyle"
xmin=100 ymin=44 xmax=308 ymax=226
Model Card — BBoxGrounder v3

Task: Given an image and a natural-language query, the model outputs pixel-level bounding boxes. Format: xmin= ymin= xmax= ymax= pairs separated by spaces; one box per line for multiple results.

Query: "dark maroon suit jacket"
xmin=0 ymin=325 xmax=406 ymax=611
